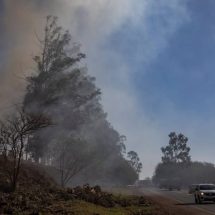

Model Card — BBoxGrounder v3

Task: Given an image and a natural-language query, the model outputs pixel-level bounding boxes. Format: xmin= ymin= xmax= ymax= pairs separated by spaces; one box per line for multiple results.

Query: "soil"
xmin=145 ymin=192 xmax=211 ymax=215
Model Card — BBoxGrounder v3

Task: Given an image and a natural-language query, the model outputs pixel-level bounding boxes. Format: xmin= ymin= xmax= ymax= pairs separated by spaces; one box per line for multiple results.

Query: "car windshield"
xmin=200 ymin=185 xmax=215 ymax=190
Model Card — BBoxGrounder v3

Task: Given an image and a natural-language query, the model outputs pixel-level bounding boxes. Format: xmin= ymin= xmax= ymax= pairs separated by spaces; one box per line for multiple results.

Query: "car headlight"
xmin=201 ymin=192 xmax=204 ymax=195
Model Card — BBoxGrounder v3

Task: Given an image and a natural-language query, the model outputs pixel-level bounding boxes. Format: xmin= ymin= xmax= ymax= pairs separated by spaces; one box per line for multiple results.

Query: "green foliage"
xmin=161 ymin=132 xmax=191 ymax=164
xmin=52 ymin=200 xmax=153 ymax=215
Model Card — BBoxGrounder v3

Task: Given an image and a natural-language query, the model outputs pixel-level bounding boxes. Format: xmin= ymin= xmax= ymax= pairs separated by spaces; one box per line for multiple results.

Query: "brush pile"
xmin=0 ymin=159 xmax=150 ymax=214
xmin=68 ymin=184 xmax=148 ymax=208
xmin=0 ymin=184 xmax=149 ymax=214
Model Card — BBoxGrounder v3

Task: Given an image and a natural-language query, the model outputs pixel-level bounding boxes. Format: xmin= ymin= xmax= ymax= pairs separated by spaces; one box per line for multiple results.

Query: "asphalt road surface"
xmin=142 ymin=187 xmax=215 ymax=215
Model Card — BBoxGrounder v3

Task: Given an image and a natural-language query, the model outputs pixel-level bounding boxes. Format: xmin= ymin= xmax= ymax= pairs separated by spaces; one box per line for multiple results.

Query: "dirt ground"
xmin=108 ymin=187 xmax=213 ymax=215
xmin=145 ymin=193 xmax=212 ymax=215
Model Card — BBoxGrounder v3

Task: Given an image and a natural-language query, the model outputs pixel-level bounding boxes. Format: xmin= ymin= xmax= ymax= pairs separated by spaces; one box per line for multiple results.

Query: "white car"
xmin=194 ymin=184 xmax=215 ymax=204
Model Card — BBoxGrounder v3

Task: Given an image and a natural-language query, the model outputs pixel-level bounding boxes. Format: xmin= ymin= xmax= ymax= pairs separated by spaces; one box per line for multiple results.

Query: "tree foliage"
xmin=127 ymin=151 xmax=142 ymax=176
xmin=153 ymin=161 xmax=215 ymax=187
xmin=161 ymin=132 xmax=191 ymax=164
xmin=22 ymin=16 xmax=139 ymax=186
xmin=153 ymin=132 xmax=191 ymax=187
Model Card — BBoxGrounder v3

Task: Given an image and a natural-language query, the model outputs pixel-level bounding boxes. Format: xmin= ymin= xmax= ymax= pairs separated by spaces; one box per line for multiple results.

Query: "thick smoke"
xmin=0 ymin=0 xmax=189 ymax=177
xmin=0 ymin=1 xmax=43 ymax=114
xmin=0 ymin=0 xmax=148 ymax=112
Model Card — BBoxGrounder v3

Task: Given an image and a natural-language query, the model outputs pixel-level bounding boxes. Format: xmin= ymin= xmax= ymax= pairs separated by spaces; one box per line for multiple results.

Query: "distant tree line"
xmin=0 ymin=16 xmax=142 ymax=191
xmin=153 ymin=132 xmax=215 ymax=187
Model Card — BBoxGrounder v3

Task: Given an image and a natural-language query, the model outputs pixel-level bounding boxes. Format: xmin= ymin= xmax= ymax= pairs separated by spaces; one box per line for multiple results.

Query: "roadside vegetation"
xmin=0 ymin=158 xmax=162 ymax=215
xmin=153 ymin=132 xmax=215 ymax=188
xmin=0 ymin=16 xmax=143 ymax=193
xmin=0 ymin=16 xmax=150 ymax=214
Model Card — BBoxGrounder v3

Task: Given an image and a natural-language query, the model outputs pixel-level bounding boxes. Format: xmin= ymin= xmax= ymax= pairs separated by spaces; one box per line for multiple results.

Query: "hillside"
xmin=0 ymin=159 xmax=166 ymax=215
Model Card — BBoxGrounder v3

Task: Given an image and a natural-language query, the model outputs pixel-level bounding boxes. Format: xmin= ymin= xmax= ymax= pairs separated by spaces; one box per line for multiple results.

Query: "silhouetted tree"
xmin=23 ymin=16 xmax=138 ymax=186
xmin=127 ymin=151 xmax=142 ymax=176
xmin=153 ymin=132 xmax=191 ymax=187
xmin=53 ymin=138 xmax=96 ymax=187
xmin=24 ymin=16 xmax=100 ymax=163
xmin=153 ymin=161 xmax=215 ymax=187
xmin=0 ymin=108 xmax=50 ymax=191
xmin=161 ymin=132 xmax=191 ymax=164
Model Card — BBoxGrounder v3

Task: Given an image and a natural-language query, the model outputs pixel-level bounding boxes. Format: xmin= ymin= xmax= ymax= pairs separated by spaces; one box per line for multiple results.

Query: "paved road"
xmin=142 ymin=188 xmax=215 ymax=215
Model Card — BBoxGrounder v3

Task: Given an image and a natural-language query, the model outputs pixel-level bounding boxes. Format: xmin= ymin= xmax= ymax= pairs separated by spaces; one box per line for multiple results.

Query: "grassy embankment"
xmin=0 ymin=159 xmax=162 ymax=214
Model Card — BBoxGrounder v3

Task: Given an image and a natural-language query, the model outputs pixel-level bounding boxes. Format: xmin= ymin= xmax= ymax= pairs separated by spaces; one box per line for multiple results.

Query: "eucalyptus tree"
xmin=161 ymin=132 xmax=191 ymax=164
xmin=23 ymin=16 xmax=139 ymax=186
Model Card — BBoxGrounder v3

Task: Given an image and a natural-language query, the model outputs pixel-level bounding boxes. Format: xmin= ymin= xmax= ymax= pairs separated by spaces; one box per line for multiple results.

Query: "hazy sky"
xmin=1 ymin=0 xmax=215 ymax=178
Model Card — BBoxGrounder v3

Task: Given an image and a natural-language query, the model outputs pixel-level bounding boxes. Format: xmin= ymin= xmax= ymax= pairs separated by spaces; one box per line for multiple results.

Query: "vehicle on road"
xmin=194 ymin=184 xmax=215 ymax=204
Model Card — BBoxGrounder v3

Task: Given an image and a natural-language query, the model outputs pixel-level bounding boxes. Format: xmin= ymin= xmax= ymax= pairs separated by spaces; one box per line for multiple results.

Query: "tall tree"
xmin=161 ymin=132 xmax=191 ymax=164
xmin=23 ymin=16 xmax=138 ymax=186
xmin=127 ymin=151 xmax=142 ymax=176
xmin=24 ymin=16 xmax=101 ymax=163
xmin=153 ymin=132 xmax=191 ymax=188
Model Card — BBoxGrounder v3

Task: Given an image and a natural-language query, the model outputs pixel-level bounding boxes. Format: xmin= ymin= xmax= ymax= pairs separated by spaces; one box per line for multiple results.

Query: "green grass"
xmin=43 ymin=199 xmax=153 ymax=215
xmin=38 ymin=192 xmax=154 ymax=215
